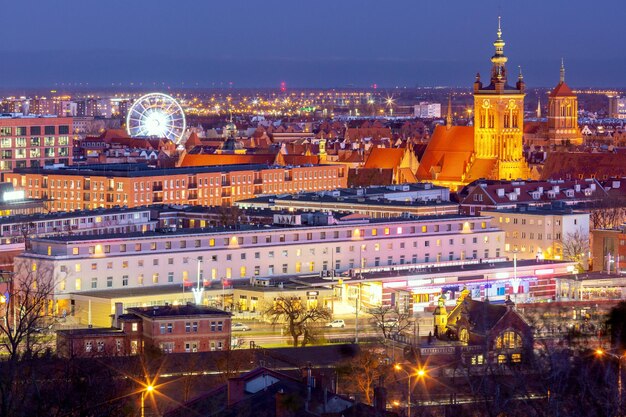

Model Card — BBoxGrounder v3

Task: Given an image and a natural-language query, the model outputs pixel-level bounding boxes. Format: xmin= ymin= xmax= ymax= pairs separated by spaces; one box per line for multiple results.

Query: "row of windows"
xmin=1 ymin=148 xmax=68 ymax=159
xmin=0 ymin=125 xmax=69 ymax=136
xmin=159 ymin=321 xmax=223 ymax=334
xmin=62 ymin=248 xmax=499 ymax=289
xmin=506 ymin=231 xmax=560 ymax=240
xmin=69 ymin=222 xmax=489 ymax=256
xmin=0 ymin=136 xmax=69 ymax=147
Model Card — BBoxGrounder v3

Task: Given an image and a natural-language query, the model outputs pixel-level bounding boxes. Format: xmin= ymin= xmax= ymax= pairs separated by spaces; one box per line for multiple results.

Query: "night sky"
xmin=1 ymin=0 xmax=624 ymax=89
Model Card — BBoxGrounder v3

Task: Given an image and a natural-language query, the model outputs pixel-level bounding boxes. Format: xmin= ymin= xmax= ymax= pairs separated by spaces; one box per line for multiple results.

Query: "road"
xmin=230 ymin=316 xmax=430 ymax=348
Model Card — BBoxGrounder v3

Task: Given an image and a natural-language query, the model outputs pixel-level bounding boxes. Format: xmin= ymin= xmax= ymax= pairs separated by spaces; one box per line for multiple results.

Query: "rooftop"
xmin=31 ymin=213 xmax=488 ymax=243
xmin=0 ymin=206 xmax=152 ymax=226
xmin=57 ymin=327 xmax=125 ymax=337
xmin=481 ymin=206 xmax=585 ymax=216
xmin=128 ymin=304 xmax=230 ymax=318
xmin=239 ymin=194 xmax=456 ymax=208
xmin=11 ymin=162 xmax=336 ymax=178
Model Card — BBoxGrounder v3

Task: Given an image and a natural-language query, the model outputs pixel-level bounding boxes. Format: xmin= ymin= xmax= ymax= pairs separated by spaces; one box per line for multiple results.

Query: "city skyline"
xmin=0 ymin=0 xmax=624 ymax=88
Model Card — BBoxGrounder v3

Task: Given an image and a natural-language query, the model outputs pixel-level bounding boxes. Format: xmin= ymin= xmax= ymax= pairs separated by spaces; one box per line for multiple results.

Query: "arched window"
xmin=459 ymin=328 xmax=469 ymax=345
xmin=495 ymin=330 xmax=523 ymax=349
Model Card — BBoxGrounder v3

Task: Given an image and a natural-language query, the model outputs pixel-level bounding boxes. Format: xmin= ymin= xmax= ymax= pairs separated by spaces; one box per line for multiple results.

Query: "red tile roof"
xmin=363 ymin=148 xmax=405 ymax=170
xmin=416 ymin=125 xmax=477 ymax=182
xmin=549 ymin=81 xmax=576 ymax=97
xmin=179 ymin=154 xmax=277 ymax=167
xmin=540 ymin=152 xmax=626 ymax=180
xmin=460 ymin=178 xmax=606 ymax=207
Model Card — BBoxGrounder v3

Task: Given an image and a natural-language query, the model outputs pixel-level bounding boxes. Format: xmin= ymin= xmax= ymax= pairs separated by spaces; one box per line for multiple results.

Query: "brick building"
xmin=127 ymin=304 xmax=231 ymax=353
xmin=4 ymin=163 xmax=347 ymax=212
xmin=56 ymin=304 xmax=231 ymax=356
xmin=0 ymin=114 xmax=72 ymax=171
xmin=56 ymin=313 xmax=142 ymax=358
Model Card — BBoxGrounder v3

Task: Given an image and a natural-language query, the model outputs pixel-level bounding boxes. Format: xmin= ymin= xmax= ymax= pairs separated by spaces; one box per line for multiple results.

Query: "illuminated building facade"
xmin=0 ymin=115 xmax=72 ymax=171
xmin=481 ymin=207 xmax=590 ymax=261
xmin=472 ymin=18 xmax=529 ymax=181
xmin=5 ymin=163 xmax=347 ymax=212
xmin=417 ymin=18 xmax=530 ymax=190
xmin=547 ymin=60 xmax=582 ymax=145
xmin=15 ymin=213 xmax=503 ymax=322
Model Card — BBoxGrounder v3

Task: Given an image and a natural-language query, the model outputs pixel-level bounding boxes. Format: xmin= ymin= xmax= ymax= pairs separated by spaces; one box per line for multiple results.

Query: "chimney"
xmin=112 ymin=302 xmax=123 ymax=329
xmin=227 ymin=378 xmax=246 ymax=407
xmin=275 ymin=389 xmax=290 ymax=417
xmin=373 ymin=385 xmax=388 ymax=414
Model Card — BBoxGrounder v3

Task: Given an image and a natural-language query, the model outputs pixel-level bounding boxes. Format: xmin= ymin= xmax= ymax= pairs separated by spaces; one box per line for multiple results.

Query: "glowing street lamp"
xmin=141 ymin=384 xmax=155 ymax=417
xmin=394 ymin=364 xmax=427 ymax=417
xmin=595 ymin=348 xmax=626 ymax=410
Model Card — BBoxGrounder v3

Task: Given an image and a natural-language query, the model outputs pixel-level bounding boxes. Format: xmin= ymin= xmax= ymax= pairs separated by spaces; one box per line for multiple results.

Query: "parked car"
xmin=381 ymin=318 xmax=399 ymax=328
xmin=326 ymin=319 xmax=346 ymax=328
xmin=232 ymin=323 xmax=251 ymax=332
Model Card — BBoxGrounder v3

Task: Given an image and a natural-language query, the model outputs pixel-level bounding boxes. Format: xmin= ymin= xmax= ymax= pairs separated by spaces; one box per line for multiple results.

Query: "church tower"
xmin=473 ymin=17 xmax=529 ymax=180
xmin=547 ymin=59 xmax=582 ymax=146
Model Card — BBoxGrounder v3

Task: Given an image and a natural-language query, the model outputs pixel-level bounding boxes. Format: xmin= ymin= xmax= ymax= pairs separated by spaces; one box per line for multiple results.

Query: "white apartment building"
xmin=16 ymin=213 xmax=503 ymax=313
xmin=413 ymin=102 xmax=442 ymax=119
xmin=482 ymin=207 xmax=590 ymax=261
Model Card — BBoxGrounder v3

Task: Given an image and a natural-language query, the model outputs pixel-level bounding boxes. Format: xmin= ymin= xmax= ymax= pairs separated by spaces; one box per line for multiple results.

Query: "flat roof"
xmin=11 ymin=162 xmax=340 ymax=178
xmin=33 ymin=213 xmax=490 ymax=243
xmin=293 ymin=259 xmax=574 ymax=286
xmin=128 ymin=304 xmax=230 ymax=318
xmin=243 ymin=195 xmax=458 ymax=208
xmin=0 ymin=206 xmax=152 ymax=226
xmin=481 ymin=207 xmax=585 ymax=216
xmin=57 ymin=327 xmax=125 ymax=336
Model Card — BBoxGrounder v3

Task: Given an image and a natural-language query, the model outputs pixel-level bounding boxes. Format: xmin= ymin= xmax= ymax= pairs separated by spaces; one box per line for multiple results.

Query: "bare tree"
xmin=368 ymin=305 xmax=413 ymax=340
xmin=263 ymin=295 xmax=332 ymax=347
xmin=217 ymin=205 xmax=243 ymax=227
xmin=561 ymin=228 xmax=590 ymax=272
xmin=0 ymin=261 xmax=57 ymax=417
xmin=337 ymin=346 xmax=389 ymax=405
xmin=589 ymin=196 xmax=626 ymax=229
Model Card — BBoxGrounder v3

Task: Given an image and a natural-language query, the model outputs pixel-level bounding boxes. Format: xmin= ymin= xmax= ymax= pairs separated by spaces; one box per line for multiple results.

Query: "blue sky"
xmin=0 ymin=0 xmax=623 ymax=88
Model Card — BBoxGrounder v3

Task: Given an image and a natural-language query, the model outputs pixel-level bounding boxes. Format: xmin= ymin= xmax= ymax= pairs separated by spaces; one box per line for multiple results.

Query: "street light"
xmin=394 ymin=363 xmax=427 ymax=417
xmin=186 ymin=257 xmax=204 ymax=305
xmin=141 ymin=384 xmax=154 ymax=417
xmin=595 ymin=348 xmax=625 ymax=410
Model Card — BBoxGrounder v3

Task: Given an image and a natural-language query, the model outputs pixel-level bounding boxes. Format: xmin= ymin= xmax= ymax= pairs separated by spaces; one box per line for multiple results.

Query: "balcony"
xmin=153 ymin=197 xmax=163 ymax=203
xmin=188 ymin=183 xmax=198 ymax=189
xmin=152 ymin=184 xmax=163 ymax=191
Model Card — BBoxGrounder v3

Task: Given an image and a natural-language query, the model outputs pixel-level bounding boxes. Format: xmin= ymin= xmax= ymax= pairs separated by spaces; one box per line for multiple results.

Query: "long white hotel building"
xmin=17 ymin=213 xmax=503 ymax=318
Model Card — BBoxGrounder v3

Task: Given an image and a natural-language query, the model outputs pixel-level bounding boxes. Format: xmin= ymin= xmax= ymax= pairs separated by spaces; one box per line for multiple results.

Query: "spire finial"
xmin=497 ymin=16 xmax=502 ymax=39
xmin=560 ymin=58 xmax=565 ymax=83
xmin=536 ymin=97 xmax=541 ymax=118
xmin=518 ymin=65 xmax=523 ymax=80
xmin=446 ymin=95 xmax=453 ymax=129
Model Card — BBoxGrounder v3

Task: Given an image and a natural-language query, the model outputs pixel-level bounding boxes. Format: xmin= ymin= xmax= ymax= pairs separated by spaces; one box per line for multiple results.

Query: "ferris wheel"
xmin=126 ymin=93 xmax=186 ymax=143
